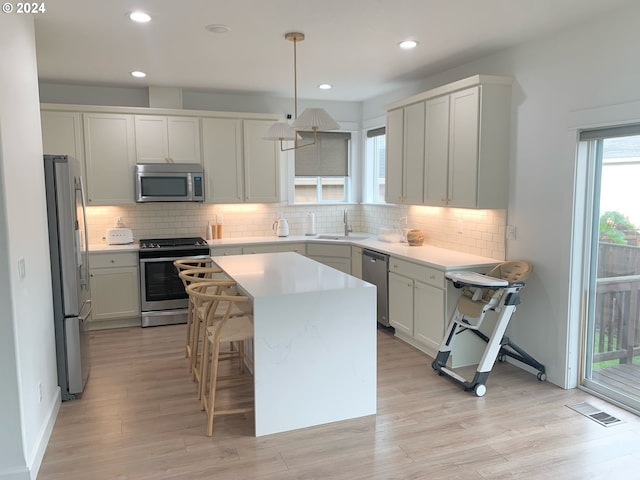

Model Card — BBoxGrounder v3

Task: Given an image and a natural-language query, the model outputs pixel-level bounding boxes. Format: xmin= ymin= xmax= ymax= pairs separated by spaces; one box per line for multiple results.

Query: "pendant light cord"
xmin=293 ymin=36 xmax=298 ymax=120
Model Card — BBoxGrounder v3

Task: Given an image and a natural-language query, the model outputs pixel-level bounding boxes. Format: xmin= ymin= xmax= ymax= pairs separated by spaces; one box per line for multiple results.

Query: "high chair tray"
xmin=445 ymin=271 xmax=508 ymax=288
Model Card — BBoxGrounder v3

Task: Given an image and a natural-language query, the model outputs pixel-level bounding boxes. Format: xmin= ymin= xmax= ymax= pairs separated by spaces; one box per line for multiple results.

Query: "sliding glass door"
xmin=581 ymin=130 xmax=640 ymax=411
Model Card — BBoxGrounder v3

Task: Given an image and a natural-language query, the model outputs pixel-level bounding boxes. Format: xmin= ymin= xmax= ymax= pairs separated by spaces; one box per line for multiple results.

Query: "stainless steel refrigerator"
xmin=44 ymin=154 xmax=92 ymax=401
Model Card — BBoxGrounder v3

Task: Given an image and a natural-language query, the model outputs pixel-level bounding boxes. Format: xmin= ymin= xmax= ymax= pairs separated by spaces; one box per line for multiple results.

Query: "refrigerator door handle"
xmin=79 ymin=299 xmax=92 ymax=322
xmin=76 ymin=176 xmax=90 ymax=289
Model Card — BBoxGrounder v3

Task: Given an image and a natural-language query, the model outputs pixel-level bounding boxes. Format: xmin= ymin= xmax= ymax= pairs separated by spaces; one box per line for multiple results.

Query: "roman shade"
xmin=367 ymin=126 xmax=385 ymax=138
xmin=295 ymin=131 xmax=351 ymax=177
xmin=579 ymin=123 xmax=640 ymax=141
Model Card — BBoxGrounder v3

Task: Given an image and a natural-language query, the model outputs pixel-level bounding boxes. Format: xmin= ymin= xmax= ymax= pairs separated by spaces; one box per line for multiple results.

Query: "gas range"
xmin=139 ymin=237 xmax=209 ymax=250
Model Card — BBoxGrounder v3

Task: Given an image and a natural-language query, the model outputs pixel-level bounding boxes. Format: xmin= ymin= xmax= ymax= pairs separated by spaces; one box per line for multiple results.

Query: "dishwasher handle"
xmin=363 ymin=249 xmax=389 ymax=263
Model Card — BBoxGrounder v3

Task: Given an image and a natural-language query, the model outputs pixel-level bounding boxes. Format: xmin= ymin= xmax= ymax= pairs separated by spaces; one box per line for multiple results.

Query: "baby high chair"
xmin=431 ymin=260 xmax=546 ymax=396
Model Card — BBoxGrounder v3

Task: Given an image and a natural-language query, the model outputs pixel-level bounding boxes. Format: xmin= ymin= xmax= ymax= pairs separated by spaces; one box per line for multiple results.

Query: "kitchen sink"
xmin=316 ymin=234 xmax=369 ymax=241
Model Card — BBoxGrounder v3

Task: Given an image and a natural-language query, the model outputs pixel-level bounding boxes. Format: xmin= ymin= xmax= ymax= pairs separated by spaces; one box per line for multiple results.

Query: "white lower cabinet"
xmin=88 ymin=252 xmax=140 ymax=330
xmin=306 ymin=243 xmax=351 ymax=274
xmin=388 ymin=257 xmax=446 ymax=358
xmin=351 ymin=246 xmax=363 ymax=279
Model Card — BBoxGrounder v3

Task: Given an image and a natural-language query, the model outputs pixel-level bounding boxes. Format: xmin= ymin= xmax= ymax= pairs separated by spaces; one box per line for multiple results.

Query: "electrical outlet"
xmin=457 ymin=220 xmax=463 ymax=234
xmin=506 ymin=225 xmax=517 ymax=240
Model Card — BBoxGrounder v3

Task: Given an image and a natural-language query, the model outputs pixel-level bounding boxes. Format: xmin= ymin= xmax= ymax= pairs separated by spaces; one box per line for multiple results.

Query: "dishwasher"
xmin=362 ymin=249 xmax=390 ymax=326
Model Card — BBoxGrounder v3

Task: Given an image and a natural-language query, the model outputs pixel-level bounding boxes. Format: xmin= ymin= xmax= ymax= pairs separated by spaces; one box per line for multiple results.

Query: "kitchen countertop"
xmin=89 ymin=243 xmax=139 ymax=252
xmin=90 ymin=233 xmax=502 ymax=270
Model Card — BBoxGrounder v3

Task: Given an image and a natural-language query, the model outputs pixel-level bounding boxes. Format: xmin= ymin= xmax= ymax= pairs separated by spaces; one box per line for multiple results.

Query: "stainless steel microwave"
xmin=135 ymin=163 xmax=204 ymax=202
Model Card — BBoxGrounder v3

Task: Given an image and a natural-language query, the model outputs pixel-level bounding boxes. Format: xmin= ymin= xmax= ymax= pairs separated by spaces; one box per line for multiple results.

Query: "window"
xmin=294 ymin=131 xmax=351 ymax=203
xmin=365 ymin=127 xmax=386 ymax=203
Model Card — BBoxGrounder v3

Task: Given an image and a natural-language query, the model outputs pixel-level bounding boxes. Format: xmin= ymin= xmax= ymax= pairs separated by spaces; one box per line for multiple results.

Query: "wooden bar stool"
xmin=174 ymin=258 xmax=224 ymax=358
xmin=183 ymin=273 xmax=251 ymax=399
xmin=186 ymin=282 xmax=254 ymax=436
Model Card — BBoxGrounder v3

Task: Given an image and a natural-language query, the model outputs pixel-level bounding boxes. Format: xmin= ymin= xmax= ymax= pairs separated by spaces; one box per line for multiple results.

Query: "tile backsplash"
xmin=87 ymin=202 xmax=506 ymax=260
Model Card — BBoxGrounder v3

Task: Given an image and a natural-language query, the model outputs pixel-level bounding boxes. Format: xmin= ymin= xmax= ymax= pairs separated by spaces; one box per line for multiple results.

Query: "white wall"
xmin=0 ymin=15 xmax=59 ymax=480
xmin=362 ymin=2 xmax=640 ymax=387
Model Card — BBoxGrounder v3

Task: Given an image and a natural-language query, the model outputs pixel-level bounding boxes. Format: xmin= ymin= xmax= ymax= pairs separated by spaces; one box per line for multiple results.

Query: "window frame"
xmin=363 ymin=124 xmax=387 ymax=204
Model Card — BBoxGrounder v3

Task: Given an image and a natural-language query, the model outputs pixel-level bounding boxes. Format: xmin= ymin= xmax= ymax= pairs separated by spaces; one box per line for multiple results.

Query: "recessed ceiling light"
xmin=399 ymin=40 xmax=418 ymax=50
xmin=205 ymin=24 xmax=231 ymax=34
xmin=318 ymin=83 xmax=332 ymax=90
xmin=129 ymin=11 xmax=151 ymax=23
xmin=130 ymin=71 xmax=146 ymax=78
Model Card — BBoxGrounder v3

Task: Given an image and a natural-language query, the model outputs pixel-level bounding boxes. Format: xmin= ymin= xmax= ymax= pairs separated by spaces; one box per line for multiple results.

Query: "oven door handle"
xmin=139 ymin=254 xmax=210 ymax=264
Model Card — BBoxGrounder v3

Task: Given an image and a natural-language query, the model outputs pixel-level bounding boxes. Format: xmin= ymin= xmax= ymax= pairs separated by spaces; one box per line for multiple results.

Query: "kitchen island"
xmin=210 ymin=251 xmax=377 ymax=436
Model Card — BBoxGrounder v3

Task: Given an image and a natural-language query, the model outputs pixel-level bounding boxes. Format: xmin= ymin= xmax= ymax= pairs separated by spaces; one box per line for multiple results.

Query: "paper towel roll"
xmin=305 ymin=212 xmax=316 ymax=236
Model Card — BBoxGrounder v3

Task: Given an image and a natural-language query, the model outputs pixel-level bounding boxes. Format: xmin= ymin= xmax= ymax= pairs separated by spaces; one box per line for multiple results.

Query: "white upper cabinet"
xmin=243 ymin=119 xmax=279 ymax=203
xmin=385 ymin=108 xmax=404 ymax=204
xmin=134 ymin=115 xmax=201 ymax=164
xmin=83 ymin=113 xmax=136 ymax=205
xmin=202 ymin=117 xmax=279 ymax=203
xmin=385 ymin=75 xmax=512 ymax=209
xmin=402 ymin=102 xmax=426 ymax=205
xmin=201 ymin=117 xmax=243 ymax=203
xmin=423 ymin=95 xmax=450 ymax=205
xmin=447 ymin=87 xmax=480 ymax=208
xmin=41 ymin=110 xmax=86 ymax=179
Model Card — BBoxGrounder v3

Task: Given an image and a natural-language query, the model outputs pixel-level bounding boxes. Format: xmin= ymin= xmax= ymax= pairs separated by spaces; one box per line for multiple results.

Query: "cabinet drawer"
xmin=210 ymin=246 xmax=243 ymax=256
xmin=389 ymin=257 xmax=444 ymax=289
xmin=306 ymin=243 xmax=351 ymax=258
xmin=90 ymin=251 xmax=138 ymax=268
xmin=242 ymin=243 xmax=306 ymax=255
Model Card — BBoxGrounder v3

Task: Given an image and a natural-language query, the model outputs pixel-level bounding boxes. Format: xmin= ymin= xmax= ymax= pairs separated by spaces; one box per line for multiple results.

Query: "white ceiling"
xmin=34 ymin=0 xmax=635 ymax=102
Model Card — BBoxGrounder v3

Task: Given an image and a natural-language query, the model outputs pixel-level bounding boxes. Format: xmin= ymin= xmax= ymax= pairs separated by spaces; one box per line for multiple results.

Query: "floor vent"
xmin=566 ymin=402 xmax=623 ymax=427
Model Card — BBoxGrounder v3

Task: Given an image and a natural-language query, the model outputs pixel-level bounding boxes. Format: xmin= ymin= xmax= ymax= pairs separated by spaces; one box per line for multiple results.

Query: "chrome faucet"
xmin=344 ymin=208 xmax=352 ymax=237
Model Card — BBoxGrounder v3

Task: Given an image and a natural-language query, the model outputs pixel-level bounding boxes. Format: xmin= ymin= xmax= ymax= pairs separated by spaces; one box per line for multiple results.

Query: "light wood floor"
xmin=38 ymin=324 xmax=640 ymax=480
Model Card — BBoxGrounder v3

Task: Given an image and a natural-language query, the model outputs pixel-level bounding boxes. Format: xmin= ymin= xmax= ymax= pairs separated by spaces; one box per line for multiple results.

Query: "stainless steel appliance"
xmin=138 ymin=237 xmax=209 ymax=327
xmin=135 ymin=163 xmax=204 ymax=202
xmin=362 ymin=249 xmax=390 ymax=326
xmin=44 ymin=154 xmax=92 ymax=401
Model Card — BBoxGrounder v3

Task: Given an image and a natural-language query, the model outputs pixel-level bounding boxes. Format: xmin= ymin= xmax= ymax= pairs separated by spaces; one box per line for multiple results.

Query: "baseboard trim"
xmin=27 ymin=387 xmax=61 ymax=480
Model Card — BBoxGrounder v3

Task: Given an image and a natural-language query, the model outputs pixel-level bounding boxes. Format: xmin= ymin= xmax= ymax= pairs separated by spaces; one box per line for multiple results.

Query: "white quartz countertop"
xmin=90 ymin=233 xmax=502 ymax=270
xmin=209 ymin=234 xmax=501 ymax=270
xmin=211 ymin=251 xmax=371 ymax=298
xmin=89 ymin=242 xmax=138 ymax=252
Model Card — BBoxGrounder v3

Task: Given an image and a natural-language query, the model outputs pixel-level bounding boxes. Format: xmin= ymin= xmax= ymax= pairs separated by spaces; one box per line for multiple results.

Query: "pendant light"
xmin=264 ymin=32 xmax=340 ymax=151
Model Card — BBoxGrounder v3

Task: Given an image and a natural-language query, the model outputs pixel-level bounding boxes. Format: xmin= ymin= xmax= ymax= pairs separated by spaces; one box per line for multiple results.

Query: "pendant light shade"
xmin=291 ymin=107 xmax=340 ymax=131
xmin=264 ymin=32 xmax=340 ymax=151
xmin=264 ymin=121 xmax=299 ymax=141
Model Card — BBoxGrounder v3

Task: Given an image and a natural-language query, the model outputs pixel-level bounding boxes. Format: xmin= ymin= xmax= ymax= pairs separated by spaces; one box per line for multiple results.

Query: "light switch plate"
xmin=17 ymin=257 xmax=26 ymax=279
xmin=506 ymin=225 xmax=516 ymax=240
